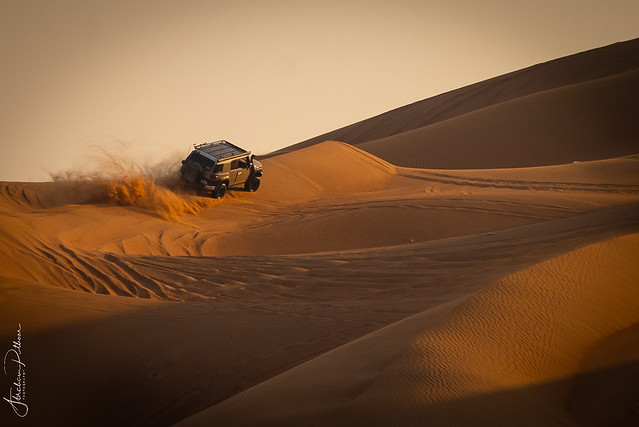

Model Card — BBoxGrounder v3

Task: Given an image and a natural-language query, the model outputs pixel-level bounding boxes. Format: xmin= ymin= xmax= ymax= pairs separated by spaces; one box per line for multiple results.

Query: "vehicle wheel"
xmin=248 ymin=178 xmax=260 ymax=192
xmin=215 ymin=182 xmax=227 ymax=199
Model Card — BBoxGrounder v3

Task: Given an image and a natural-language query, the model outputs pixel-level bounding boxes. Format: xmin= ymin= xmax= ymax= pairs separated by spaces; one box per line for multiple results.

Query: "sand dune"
xmin=178 ymin=233 xmax=639 ymax=426
xmin=361 ymin=70 xmax=639 ymax=168
xmin=2 ymin=143 xmax=637 ymax=294
xmin=1 ymin=39 xmax=639 ymax=426
xmin=272 ymin=37 xmax=639 ymax=156
xmin=1 ymin=142 xmax=638 ymax=426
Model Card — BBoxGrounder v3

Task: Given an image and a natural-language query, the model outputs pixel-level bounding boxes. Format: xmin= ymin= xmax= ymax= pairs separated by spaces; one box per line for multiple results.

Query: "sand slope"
xmin=178 ymin=233 xmax=639 ymax=426
xmin=1 ymin=142 xmax=638 ymax=426
xmin=273 ymin=37 xmax=639 ymax=156
xmin=360 ymin=70 xmax=639 ymax=168
xmin=2 ymin=142 xmax=637 ymax=295
xmin=1 ymin=39 xmax=639 ymax=426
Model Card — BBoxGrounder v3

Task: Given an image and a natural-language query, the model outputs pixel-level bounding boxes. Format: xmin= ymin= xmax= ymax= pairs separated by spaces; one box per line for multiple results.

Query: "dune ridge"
xmin=360 ymin=70 xmax=639 ymax=168
xmin=271 ymin=37 xmax=639 ymax=156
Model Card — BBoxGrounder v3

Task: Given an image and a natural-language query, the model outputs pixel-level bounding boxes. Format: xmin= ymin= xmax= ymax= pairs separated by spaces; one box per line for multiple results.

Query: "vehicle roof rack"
xmin=194 ymin=140 xmax=249 ymax=161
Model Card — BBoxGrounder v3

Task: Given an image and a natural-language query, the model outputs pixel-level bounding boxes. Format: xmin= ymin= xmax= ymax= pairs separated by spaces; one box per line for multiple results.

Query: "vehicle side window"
xmin=213 ymin=164 xmax=223 ymax=173
xmin=231 ymin=160 xmax=239 ymax=169
xmin=238 ymin=158 xmax=248 ymax=169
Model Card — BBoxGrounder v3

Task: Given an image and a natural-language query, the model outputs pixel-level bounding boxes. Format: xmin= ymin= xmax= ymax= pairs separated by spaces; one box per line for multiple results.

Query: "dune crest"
xmin=360 ymin=70 xmax=639 ymax=169
xmin=255 ymin=140 xmax=396 ymax=202
xmin=275 ymin=38 xmax=639 ymax=156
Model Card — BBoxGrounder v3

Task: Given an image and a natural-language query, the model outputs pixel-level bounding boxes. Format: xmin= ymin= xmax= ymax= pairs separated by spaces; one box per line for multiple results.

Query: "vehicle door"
xmin=230 ymin=157 xmax=250 ymax=185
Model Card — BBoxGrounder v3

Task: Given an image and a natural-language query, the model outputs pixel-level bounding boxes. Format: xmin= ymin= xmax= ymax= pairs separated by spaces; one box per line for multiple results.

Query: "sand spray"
xmin=49 ymin=144 xmax=215 ymax=221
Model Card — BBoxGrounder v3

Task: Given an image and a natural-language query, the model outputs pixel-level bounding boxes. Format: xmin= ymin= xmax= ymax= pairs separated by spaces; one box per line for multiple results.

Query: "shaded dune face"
xmin=1 ymin=39 xmax=639 ymax=427
xmin=275 ymin=38 xmax=639 ymax=156
xmin=360 ymin=70 xmax=639 ymax=169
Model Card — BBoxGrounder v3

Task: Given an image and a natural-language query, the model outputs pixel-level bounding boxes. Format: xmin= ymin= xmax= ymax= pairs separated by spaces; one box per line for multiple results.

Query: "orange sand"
xmin=1 ymin=39 xmax=639 ymax=426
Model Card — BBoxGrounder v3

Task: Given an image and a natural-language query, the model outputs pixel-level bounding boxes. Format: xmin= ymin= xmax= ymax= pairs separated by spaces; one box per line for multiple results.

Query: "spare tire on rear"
xmin=181 ymin=162 xmax=203 ymax=183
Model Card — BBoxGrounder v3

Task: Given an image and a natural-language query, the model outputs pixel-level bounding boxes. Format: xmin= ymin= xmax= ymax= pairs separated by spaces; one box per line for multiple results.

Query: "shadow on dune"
xmin=1 ymin=205 xmax=638 ymax=426
xmin=0 ymin=287 xmax=387 ymax=427
xmin=4 ymin=275 xmax=637 ymax=427
xmin=345 ymin=360 xmax=639 ymax=427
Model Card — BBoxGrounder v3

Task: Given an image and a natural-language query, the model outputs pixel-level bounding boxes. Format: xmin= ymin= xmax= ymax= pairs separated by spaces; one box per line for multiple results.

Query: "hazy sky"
xmin=1 ymin=0 xmax=638 ymax=181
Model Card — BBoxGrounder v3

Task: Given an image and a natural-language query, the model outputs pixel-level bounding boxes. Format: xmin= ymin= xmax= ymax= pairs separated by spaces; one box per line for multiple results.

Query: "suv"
xmin=178 ymin=140 xmax=263 ymax=198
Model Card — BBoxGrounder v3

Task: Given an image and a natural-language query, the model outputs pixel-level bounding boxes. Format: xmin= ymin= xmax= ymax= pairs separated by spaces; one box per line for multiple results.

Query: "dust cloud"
xmin=49 ymin=146 xmax=215 ymax=221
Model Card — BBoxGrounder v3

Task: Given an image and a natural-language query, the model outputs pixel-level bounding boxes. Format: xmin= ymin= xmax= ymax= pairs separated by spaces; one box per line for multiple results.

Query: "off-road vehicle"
xmin=178 ymin=140 xmax=263 ymax=198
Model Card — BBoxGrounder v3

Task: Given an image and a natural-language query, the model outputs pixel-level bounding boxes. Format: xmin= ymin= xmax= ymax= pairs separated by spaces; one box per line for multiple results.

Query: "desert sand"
xmin=1 ymin=39 xmax=639 ymax=426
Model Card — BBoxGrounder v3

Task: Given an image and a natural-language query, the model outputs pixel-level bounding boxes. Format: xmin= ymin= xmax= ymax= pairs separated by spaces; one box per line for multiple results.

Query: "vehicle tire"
xmin=248 ymin=178 xmax=260 ymax=192
xmin=215 ymin=182 xmax=227 ymax=199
